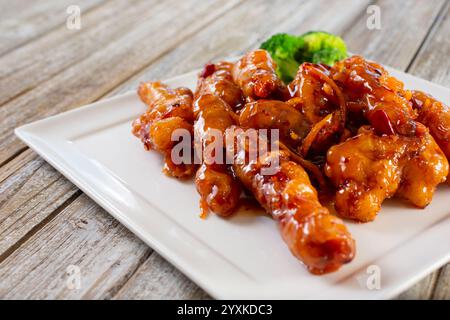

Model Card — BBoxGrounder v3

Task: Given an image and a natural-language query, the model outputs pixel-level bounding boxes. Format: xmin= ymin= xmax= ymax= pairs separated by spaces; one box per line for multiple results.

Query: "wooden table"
xmin=0 ymin=0 xmax=449 ymax=299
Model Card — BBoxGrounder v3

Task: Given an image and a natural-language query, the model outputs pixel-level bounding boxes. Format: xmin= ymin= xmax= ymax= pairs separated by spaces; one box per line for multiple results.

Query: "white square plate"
xmin=15 ymin=64 xmax=450 ymax=299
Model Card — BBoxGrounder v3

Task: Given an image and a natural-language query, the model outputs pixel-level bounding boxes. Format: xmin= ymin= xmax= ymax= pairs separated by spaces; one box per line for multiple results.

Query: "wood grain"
xmin=397 ymin=272 xmax=439 ymax=300
xmin=0 ymin=149 xmax=79 ymax=259
xmin=433 ymin=266 xmax=450 ymax=299
xmin=114 ymin=253 xmax=211 ymax=300
xmin=399 ymin=0 xmax=450 ymax=300
xmin=0 ymin=194 xmax=150 ymax=299
xmin=0 ymin=0 xmax=161 ymax=106
xmin=1 ymin=0 xmax=241 ymax=264
xmin=0 ymin=0 xmax=242 ymax=166
xmin=0 ymin=0 xmax=242 ymax=299
xmin=109 ymin=0 xmax=372 ymax=96
xmin=344 ymin=0 xmax=447 ymax=69
xmin=0 ymin=0 xmax=105 ymax=56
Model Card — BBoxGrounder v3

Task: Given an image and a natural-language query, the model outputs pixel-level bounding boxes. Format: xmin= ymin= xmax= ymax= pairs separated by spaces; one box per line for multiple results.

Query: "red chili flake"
xmin=371 ymin=109 xmax=395 ymax=136
xmin=200 ymin=63 xmax=216 ymax=78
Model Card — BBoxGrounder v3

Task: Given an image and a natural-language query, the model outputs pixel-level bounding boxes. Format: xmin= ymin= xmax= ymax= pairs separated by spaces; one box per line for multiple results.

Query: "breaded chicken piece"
xmin=195 ymin=61 xmax=244 ymax=111
xmin=232 ymin=49 xmax=288 ymax=101
xmin=132 ymin=81 xmax=195 ymax=178
xmin=325 ymin=126 xmax=448 ymax=222
xmin=411 ymin=90 xmax=450 ymax=160
xmin=193 ymin=94 xmax=241 ymax=217
xmin=229 ymin=126 xmax=355 ymax=274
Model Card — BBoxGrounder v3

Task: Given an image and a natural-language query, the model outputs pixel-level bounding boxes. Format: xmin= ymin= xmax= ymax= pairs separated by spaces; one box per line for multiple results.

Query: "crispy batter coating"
xmin=411 ymin=90 xmax=450 ymax=160
xmin=289 ymin=63 xmax=347 ymax=157
xmin=232 ymin=49 xmax=288 ymax=101
xmin=193 ymin=93 xmax=241 ymax=217
xmin=137 ymin=82 xmax=194 ymax=122
xmin=238 ymin=99 xmax=309 ymax=148
xmin=397 ymin=131 xmax=449 ymax=207
xmin=289 ymin=63 xmax=339 ymax=124
xmin=331 ymin=56 xmax=420 ymax=136
xmin=195 ymin=163 xmax=241 ymax=217
xmin=133 ymin=81 xmax=195 ymax=178
xmin=195 ymin=62 xmax=244 ymax=111
xmin=229 ymin=128 xmax=355 ymax=274
xmin=325 ymin=126 xmax=448 ymax=222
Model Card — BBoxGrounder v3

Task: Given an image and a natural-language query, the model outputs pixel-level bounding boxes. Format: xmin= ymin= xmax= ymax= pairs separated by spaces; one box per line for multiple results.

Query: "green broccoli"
xmin=260 ymin=33 xmax=304 ymax=83
xmin=260 ymin=31 xmax=348 ymax=83
xmin=297 ymin=31 xmax=348 ymax=66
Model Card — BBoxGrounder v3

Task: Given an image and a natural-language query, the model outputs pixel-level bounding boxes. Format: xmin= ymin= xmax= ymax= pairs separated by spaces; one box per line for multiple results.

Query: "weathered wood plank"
xmin=397 ymin=272 xmax=438 ymax=300
xmin=433 ymin=265 xmax=450 ymax=299
xmin=0 ymin=0 xmax=161 ymax=106
xmin=344 ymin=0 xmax=447 ymax=69
xmin=114 ymin=252 xmax=211 ymax=300
xmin=0 ymin=148 xmax=35 ymax=184
xmin=0 ymin=149 xmax=79 ymax=258
xmin=403 ymin=0 xmax=450 ymax=300
xmin=0 ymin=0 xmax=242 ymax=166
xmin=0 ymin=194 xmax=150 ymax=299
xmin=0 ymin=0 xmax=105 ymax=56
xmin=109 ymin=0 xmax=372 ymax=96
xmin=406 ymin=0 xmax=450 ymax=84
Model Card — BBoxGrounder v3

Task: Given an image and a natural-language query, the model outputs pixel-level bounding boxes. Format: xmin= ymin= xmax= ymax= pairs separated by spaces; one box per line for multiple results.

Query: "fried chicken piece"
xmin=325 ymin=126 xmax=448 ymax=222
xmin=238 ymin=100 xmax=309 ymax=148
xmin=411 ymin=90 xmax=450 ymax=160
xmin=289 ymin=63 xmax=339 ymax=124
xmin=232 ymin=49 xmax=288 ymax=101
xmin=132 ymin=81 xmax=196 ymax=178
xmin=331 ymin=56 xmax=420 ymax=136
xmin=228 ymin=126 xmax=355 ymax=274
xmin=193 ymin=93 xmax=241 ymax=217
xmin=288 ymin=63 xmax=347 ymax=157
xmin=193 ymin=62 xmax=246 ymax=216
xmin=397 ymin=131 xmax=449 ymax=207
xmin=195 ymin=62 xmax=244 ymax=111
xmin=137 ymin=82 xmax=194 ymax=122
xmin=325 ymin=127 xmax=407 ymax=222
xmin=299 ymin=112 xmax=342 ymax=157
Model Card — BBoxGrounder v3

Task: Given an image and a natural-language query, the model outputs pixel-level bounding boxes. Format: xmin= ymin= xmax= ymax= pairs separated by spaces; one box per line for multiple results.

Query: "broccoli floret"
xmin=260 ymin=33 xmax=304 ymax=83
xmin=297 ymin=31 xmax=348 ymax=66
xmin=260 ymin=31 xmax=348 ymax=83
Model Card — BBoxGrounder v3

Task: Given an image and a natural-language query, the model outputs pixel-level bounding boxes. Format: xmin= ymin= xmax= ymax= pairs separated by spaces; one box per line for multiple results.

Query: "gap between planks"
xmin=405 ymin=0 xmax=450 ymax=72
xmin=0 ymin=190 xmax=82 ymax=265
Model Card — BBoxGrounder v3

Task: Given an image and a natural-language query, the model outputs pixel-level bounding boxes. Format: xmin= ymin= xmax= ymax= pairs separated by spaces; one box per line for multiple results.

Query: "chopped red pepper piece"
xmin=371 ymin=109 xmax=395 ymax=136
xmin=200 ymin=63 xmax=216 ymax=78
